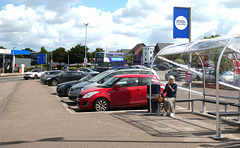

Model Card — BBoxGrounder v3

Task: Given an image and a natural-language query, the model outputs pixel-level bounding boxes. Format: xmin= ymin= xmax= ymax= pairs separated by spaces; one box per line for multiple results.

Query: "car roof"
xmin=114 ymin=74 xmax=157 ymax=78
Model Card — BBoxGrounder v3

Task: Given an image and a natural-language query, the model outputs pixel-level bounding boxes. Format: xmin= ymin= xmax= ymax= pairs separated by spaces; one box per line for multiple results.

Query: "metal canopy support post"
xmin=232 ymin=53 xmax=240 ymax=122
xmin=212 ymin=34 xmax=238 ymax=140
xmin=195 ymin=52 xmax=206 ymax=113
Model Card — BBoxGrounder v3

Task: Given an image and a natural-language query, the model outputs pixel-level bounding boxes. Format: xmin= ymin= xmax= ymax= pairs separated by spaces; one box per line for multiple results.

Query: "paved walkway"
xmin=0 ymin=80 xmax=240 ymax=147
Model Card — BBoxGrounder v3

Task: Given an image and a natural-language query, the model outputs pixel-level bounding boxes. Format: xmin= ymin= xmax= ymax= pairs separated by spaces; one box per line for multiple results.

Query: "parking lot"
xmin=0 ymin=79 xmax=240 ymax=147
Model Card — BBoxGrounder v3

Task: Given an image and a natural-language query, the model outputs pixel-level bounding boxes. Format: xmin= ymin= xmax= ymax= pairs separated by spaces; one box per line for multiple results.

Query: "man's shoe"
xmin=170 ymin=113 xmax=174 ymax=117
xmin=163 ymin=112 xmax=167 ymax=116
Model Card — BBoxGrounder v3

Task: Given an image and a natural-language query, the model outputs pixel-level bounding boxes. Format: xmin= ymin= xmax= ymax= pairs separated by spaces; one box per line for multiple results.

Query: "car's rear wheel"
xmin=24 ymin=78 xmax=28 ymax=80
xmin=34 ymin=75 xmax=38 ymax=79
xmin=66 ymin=87 xmax=71 ymax=96
xmin=93 ymin=98 xmax=109 ymax=112
xmin=51 ymin=80 xmax=58 ymax=86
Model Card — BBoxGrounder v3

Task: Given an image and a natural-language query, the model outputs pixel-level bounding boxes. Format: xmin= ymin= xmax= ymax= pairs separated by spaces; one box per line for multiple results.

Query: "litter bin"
xmin=147 ymin=83 xmax=161 ymax=113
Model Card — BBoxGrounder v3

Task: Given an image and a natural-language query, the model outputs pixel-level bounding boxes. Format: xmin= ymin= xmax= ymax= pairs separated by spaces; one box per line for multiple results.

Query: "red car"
xmin=77 ymin=74 xmax=163 ymax=111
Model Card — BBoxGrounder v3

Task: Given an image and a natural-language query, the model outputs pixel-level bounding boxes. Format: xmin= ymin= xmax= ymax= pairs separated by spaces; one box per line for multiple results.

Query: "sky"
xmin=0 ymin=0 xmax=240 ymax=52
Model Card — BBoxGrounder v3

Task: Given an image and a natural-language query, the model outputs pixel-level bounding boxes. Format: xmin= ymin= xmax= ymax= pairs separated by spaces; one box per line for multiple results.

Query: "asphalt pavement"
xmin=0 ymin=79 xmax=240 ymax=148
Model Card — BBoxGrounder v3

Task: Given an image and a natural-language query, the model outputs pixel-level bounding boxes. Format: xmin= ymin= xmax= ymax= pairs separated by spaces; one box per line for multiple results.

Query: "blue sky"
xmin=80 ymin=0 xmax=128 ymax=12
xmin=0 ymin=0 xmax=128 ymax=12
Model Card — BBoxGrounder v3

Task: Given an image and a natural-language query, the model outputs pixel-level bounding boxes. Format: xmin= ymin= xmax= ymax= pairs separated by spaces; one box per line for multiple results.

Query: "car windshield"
xmin=30 ymin=69 xmax=38 ymax=72
xmin=99 ymin=77 xmax=119 ymax=88
xmin=88 ymin=71 xmax=110 ymax=82
xmin=57 ymin=72 xmax=63 ymax=76
xmin=222 ymin=71 xmax=232 ymax=76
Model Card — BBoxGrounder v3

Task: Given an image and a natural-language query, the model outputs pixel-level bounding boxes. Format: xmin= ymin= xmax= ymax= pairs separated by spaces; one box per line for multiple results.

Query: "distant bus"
xmin=95 ymin=52 xmax=125 ymax=68
xmin=133 ymin=55 xmax=142 ymax=65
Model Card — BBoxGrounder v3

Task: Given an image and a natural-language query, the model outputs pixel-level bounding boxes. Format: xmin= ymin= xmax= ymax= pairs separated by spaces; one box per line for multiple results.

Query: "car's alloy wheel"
xmin=34 ymin=75 xmax=38 ymax=79
xmin=94 ymin=98 xmax=109 ymax=111
xmin=66 ymin=87 xmax=71 ymax=96
xmin=51 ymin=80 xmax=58 ymax=86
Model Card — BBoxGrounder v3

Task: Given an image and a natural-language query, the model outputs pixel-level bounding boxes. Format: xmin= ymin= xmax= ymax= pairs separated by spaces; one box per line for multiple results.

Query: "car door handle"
xmin=136 ymin=88 xmax=141 ymax=90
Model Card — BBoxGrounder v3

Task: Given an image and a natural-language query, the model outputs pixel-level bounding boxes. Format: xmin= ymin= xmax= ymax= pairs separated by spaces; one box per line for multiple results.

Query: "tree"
xmin=52 ymin=47 xmax=67 ymax=63
xmin=203 ymin=34 xmax=220 ymax=39
xmin=174 ymin=58 xmax=185 ymax=64
xmin=0 ymin=46 xmax=6 ymax=49
xmin=67 ymin=44 xmax=87 ymax=64
xmin=96 ymin=48 xmax=104 ymax=52
xmin=22 ymin=48 xmax=34 ymax=52
xmin=125 ymin=54 xmax=134 ymax=65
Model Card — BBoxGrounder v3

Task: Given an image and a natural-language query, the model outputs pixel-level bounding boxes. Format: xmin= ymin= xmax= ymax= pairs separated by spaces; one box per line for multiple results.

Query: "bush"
xmin=174 ymin=59 xmax=185 ymax=64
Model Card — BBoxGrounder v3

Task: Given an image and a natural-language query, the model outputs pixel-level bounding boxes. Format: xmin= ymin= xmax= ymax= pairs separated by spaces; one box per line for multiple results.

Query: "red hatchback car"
xmin=77 ymin=74 xmax=163 ymax=111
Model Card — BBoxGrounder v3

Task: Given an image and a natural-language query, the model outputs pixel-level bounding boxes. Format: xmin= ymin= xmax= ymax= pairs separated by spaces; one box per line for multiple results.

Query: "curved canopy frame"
xmin=150 ymin=34 xmax=240 ymax=139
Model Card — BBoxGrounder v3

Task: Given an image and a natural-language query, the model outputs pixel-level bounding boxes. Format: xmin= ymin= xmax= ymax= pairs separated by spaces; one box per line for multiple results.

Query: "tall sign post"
xmin=173 ymin=7 xmax=192 ymax=109
xmin=37 ymin=54 xmax=47 ymax=72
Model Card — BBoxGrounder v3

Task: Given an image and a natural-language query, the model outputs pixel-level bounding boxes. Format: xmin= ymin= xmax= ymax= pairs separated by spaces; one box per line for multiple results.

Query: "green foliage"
xmin=203 ymin=34 xmax=220 ymax=39
xmin=125 ymin=54 xmax=134 ymax=65
xmin=22 ymin=48 xmax=34 ymax=52
xmin=16 ymin=55 xmax=24 ymax=58
xmin=67 ymin=44 xmax=87 ymax=64
xmin=174 ymin=58 xmax=185 ymax=64
xmin=0 ymin=46 xmax=6 ymax=49
xmin=52 ymin=47 xmax=67 ymax=63
xmin=96 ymin=48 xmax=104 ymax=52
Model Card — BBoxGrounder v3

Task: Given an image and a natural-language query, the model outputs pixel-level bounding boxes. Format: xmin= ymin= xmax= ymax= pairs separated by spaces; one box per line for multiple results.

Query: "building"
xmin=116 ymin=49 xmax=131 ymax=55
xmin=142 ymin=46 xmax=155 ymax=65
xmin=126 ymin=43 xmax=145 ymax=56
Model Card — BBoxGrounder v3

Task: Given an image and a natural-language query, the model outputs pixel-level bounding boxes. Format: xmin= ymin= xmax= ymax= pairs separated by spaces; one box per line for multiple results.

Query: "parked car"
xmin=165 ymin=68 xmax=186 ymax=81
xmin=40 ymin=70 xmax=64 ymax=84
xmin=45 ymin=71 xmax=87 ymax=86
xmin=92 ymin=67 xmax=111 ymax=73
xmin=219 ymin=71 xmax=234 ymax=84
xmin=77 ymin=68 xmax=99 ymax=74
xmin=129 ymin=65 xmax=148 ymax=69
xmin=24 ymin=69 xmax=46 ymax=80
xmin=157 ymin=64 xmax=168 ymax=71
xmin=77 ymin=74 xmax=162 ymax=111
xmin=191 ymin=68 xmax=203 ymax=81
xmin=162 ymin=62 xmax=173 ymax=69
xmin=205 ymin=70 xmax=234 ymax=84
xmin=56 ymin=73 xmax=99 ymax=97
xmin=68 ymin=68 xmax=159 ymax=101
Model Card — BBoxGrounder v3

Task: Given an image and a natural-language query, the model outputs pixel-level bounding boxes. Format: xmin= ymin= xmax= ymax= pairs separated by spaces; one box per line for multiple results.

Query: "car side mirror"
xmin=113 ymin=85 xmax=120 ymax=90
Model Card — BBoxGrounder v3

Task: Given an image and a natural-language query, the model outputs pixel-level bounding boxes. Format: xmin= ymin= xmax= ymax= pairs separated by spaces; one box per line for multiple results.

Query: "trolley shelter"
xmin=149 ymin=34 xmax=240 ymax=139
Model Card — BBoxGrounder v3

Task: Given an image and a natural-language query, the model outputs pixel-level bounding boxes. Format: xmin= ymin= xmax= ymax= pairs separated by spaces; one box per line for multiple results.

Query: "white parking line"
xmin=47 ymin=86 xmax=76 ymax=114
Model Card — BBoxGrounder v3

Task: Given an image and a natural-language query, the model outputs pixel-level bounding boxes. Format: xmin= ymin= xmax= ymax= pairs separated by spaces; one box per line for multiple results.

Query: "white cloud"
xmin=0 ymin=0 xmax=240 ymax=52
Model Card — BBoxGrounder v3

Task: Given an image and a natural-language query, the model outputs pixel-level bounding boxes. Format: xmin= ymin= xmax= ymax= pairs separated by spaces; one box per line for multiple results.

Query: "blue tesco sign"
xmin=37 ymin=54 xmax=47 ymax=64
xmin=173 ymin=7 xmax=190 ymax=39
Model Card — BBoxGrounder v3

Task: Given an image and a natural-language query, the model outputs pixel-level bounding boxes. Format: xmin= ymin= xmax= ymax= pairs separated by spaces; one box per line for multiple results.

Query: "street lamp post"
xmin=12 ymin=47 xmax=16 ymax=73
xmin=84 ymin=23 xmax=89 ymax=68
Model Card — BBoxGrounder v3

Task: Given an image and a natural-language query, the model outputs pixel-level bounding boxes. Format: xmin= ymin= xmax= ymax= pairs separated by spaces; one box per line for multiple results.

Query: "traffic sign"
xmin=185 ymin=71 xmax=192 ymax=82
xmin=37 ymin=54 xmax=47 ymax=64
xmin=233 ymin=60 xmax=240 ymax=74
xmin=173 ymin=7 xmax=190 ymax=39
